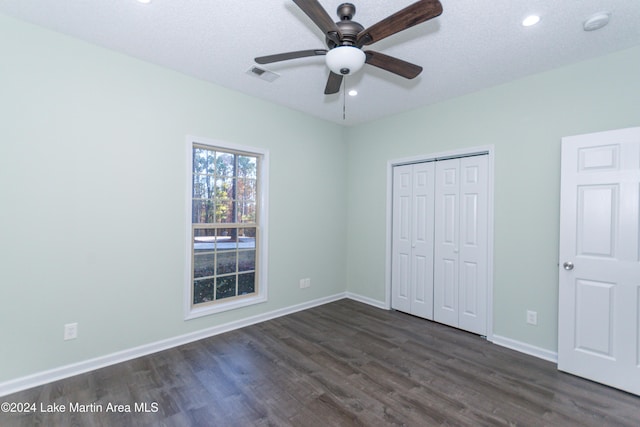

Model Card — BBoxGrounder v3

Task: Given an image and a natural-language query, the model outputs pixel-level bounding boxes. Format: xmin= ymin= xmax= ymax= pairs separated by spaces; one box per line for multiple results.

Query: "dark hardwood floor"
xmin=2 ymin=299 xmax=639 ymax=426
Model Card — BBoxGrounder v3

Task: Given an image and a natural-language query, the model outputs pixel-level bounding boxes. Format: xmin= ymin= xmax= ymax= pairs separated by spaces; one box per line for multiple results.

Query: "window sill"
xmin=184 ymin=293 xmax=267 ymax=320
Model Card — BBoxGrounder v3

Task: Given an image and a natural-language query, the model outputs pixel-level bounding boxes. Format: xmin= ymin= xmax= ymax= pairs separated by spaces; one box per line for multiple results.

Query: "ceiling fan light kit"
xmin=254 ymin=0 xmax=443 ymax=95
xmin=325 ymin=46 xmax=366 ymax=75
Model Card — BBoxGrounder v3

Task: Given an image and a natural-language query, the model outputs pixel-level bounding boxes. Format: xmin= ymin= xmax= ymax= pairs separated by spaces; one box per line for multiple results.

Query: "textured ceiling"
xmin=1 ymin=0 xmax=639 ymax=125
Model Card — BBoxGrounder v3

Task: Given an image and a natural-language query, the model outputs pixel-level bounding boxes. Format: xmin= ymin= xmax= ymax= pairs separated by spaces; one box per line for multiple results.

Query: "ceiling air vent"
xmin=246 ymin=66 xmax=279 ymax=82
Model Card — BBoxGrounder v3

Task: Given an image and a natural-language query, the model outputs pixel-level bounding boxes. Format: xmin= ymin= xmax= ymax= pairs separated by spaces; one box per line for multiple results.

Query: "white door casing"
xmin=558 ymin=127 xmax=640 ymax=396
xmin=434 ymin=155 xmax=489 ymax=335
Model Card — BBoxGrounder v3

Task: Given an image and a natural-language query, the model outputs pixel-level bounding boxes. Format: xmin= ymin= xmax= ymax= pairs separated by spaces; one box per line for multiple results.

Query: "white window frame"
xmin=184 ymin=135 xmax=269 ymax=320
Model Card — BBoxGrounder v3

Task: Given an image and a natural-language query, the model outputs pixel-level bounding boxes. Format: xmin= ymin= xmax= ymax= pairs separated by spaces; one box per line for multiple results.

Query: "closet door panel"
xmin=442 ymin=258 xmax=457 ymax=308
xmin=461 ymin=261 xmax=478 ymax=316
xmin=391 ymin=162 xmax=435 ymax=319
xmin=458 ymin=156 xmax=488 ymax=335
xmin=392 ymin=165 xmax=412 ymax=313
xmin=434 ymin=160 xmax=460 ymax=327
xmin=410 ymin=162 xmax=435 ymax=319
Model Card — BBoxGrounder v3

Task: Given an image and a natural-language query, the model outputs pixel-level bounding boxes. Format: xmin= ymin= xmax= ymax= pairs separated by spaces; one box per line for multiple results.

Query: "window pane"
xmin=213 ymin=177 xmax=235 ymax=223
xmin=238 ymin=178 xmax=256 ymax=202
xmin=192 ymin=174 xmax=209 ymax=199
xmin=238 ymin=155 xmax=257 ymax=179
xmin=238 ymin=273 xmax=255 ymax=295
xmin=239 ymin=227 xmax=257 ymax=239
xmin=239 ymin=227 xmax=256 ymax=237
xmin=238 ymin=201 xmax=256 ymax=223
xmin=194 ymin=228 xmax=216 ymax=247
xmin=238 ymin=228 xmax=256 ymax=272
xmin=238 ymin=232 xmax=256 ymax=250
xmin=216 ymin=276 xmax=236 ymax=299
xmin=206 ymin=150 xmax=216 ymax=174
xmin=194 ymin=253 xmax=215 ymax=278
xmin=238 ymin=177 xmax=255 ymax=221
xmin=192 ymin=200 xmax=216 ymax=223
xmin=216 ymin=153 xmax=235 ymax=177
xmin=194 ymin=278 xmax=215 ymax=304
xmin=215 ymin=199 xmax=234 ymax=223
xmin=215 ymin=177 xmax=233 ymax=199
xmin=238 ymin=250 xmax=255 ymax=272
xmin=193 ymin=148 xmax=207 ymax=174
xmin=217 ymin=228 xmax=238 ymax=248
xmin=193 ymin=229 xmax=216 ymax=278
xmin=193 ymin=147 xmax=217 ymax=174
xmin=217 ymin=250 xmax=236 ymax=275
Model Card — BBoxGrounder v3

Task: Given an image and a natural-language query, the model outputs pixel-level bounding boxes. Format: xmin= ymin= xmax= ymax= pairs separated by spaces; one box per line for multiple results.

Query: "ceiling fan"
xmin=254 ymin=0 xmax=443 ymax=95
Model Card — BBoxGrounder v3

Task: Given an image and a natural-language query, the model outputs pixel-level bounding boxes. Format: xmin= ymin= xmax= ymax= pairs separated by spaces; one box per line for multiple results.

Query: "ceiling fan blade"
xmin=255 ymin=49 xmax=327 ymax=64
xmin=364 ymin=51 xmax=423 ymax=79
xmin=324 ymin=72 xmax=343 ymax=94
xmin=293 ymin=0 xmax=341 ymax=44
xmin=356 ymin=0 xmax=443 ymax=46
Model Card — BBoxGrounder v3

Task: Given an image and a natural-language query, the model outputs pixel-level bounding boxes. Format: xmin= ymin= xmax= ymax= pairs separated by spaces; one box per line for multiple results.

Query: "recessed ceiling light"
xmin=348 ymin=90 xmax=358 ymax=97
xmin=137 ymin=0 xmax=151 ymax=4
xmin=522 ymin=15 xmax=541 ymax=27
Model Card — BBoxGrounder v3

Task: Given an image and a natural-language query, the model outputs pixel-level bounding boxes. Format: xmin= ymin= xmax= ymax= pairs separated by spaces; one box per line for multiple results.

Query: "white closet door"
xmin=392 ymin=165 xmax=413 ymax=314
xmin=391 ymin=162 xmax=435 ymax=319
xmin=458 ymin=156 xmax=488 ymax=335
xmin=434 ymin=156 xmax=488 ymax=335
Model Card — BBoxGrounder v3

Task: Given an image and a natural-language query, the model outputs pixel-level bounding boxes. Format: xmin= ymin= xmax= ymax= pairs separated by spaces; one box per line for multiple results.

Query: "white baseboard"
xmin=0 ymin=292 xmax=347 ymax=397
xmin=345 ymin=292 xmax=388 ymax=310
xmin=491 ymin=334 xmax=558 ymax=363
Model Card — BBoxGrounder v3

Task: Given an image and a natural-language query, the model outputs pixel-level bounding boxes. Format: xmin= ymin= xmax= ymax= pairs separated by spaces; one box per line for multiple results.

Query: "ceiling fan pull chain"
xmin=343 ymin=78 xmax=347 ymax=120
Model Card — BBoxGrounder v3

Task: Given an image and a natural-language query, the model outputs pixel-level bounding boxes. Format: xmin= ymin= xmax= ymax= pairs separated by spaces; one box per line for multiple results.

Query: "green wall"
xmin=1 ymin=10 xmax=639 ymax=385
xmin=345 ymin=45 xmax=640 ymax=351
xmin=0 ymin=14 xmax=347 ymax=383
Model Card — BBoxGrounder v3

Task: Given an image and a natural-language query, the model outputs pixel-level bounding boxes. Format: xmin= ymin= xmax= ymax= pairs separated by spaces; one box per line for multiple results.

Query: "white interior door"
xmin=558 ymin=127 xmax=640 ymax=396
xmin=391 ymin=162 xmax=435 ymax=319
xmin=434 ymin=155 xmax=488 ymax=335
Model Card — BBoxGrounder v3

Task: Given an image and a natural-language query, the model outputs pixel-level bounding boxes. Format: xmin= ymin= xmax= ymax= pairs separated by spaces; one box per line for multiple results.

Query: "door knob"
xmin=563 ymin=261 xmax=574 ymax=270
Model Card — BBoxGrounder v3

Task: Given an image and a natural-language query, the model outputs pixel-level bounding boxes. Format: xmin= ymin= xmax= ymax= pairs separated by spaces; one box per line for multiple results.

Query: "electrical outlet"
xmin=526 ymin=310 xmax=537 ymax=326
xmin=299 ymin=278 xmax=311 ymax=289
xmin=64 ymin=323 xmax=78 ymax=340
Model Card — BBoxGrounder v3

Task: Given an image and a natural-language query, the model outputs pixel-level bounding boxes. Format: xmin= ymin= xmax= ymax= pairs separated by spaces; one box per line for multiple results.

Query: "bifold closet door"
xmin=433 ymin=155 xmax=488 ymax=335
xmin=391 ymin=162 xmax=435 ymax=319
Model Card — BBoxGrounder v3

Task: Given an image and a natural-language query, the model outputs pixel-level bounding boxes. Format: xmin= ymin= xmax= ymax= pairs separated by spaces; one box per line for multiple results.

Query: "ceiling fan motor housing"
xmin=337 ymin=3 xmax=355 ymax=20
xmin=326 ymin=2 xmax=364 ymax=48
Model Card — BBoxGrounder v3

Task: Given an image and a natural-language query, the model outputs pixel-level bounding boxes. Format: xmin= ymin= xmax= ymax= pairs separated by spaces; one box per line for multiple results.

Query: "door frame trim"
xmin=385 ymin=145 xmax=495 ymax=341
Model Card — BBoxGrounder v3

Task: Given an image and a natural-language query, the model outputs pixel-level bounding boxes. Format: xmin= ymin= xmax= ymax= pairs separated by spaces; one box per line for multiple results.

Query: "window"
xmin=185 ymin=136 xmax=268 ymax=319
